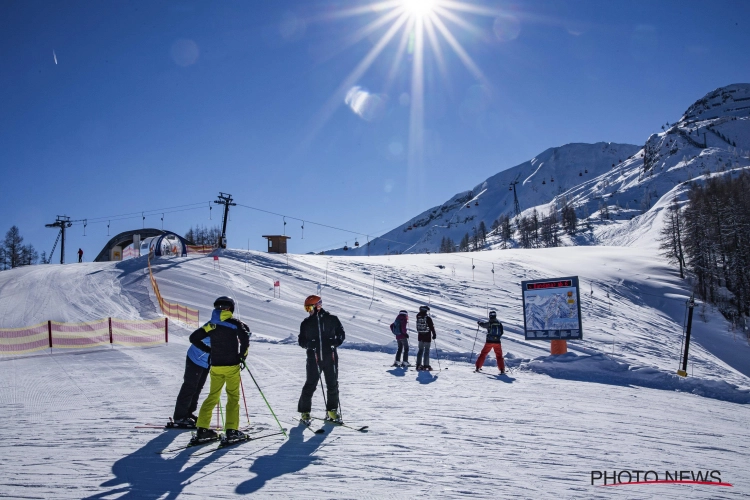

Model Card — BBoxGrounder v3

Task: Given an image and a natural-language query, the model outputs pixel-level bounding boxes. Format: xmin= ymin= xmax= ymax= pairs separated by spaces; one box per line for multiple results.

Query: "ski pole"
xmin=218 ymin=399 xmax=225 ymax=430
xmin=469 ymin=325 xmax=480 ymax=364
xmin=314 ymin=350 xmax=329 ymax=410
xmin=239 ymin=375 xmax=251 ymax=426
xmin=242 ymin=361 xmax=287 ymax=438
xmin=433 ymin=337 xmax=442 ymax=371
xmin=332 ymin=347 xmax=343 ymax=421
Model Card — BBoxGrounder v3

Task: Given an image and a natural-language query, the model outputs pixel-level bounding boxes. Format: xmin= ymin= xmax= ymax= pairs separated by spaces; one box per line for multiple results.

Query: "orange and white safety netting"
xmin=111 ymin=318 xmax=166 ymax=346
xmin=0 ymin=322 xmax=49 ymax=354
xmin=0 ymin=318 xmax=168 ymax=355
xmin=148 ymin=251 xmax=200 ymax=327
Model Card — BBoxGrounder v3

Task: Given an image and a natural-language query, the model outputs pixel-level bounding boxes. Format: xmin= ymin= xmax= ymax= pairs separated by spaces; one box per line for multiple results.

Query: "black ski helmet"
xmin=489 ymin=310 xmax=497 ymax=319
xmin=214 ymin=296 xmax=235 ymax=312
xmin=419 ymin=305 xmax=430 ymax=313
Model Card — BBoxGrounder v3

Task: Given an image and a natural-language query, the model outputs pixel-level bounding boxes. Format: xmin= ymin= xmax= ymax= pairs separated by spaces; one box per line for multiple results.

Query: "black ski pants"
xmin=173 ymin=356 xmax=209 ymax=420
xmin=298 ymin=348 xmax=339 ymax=413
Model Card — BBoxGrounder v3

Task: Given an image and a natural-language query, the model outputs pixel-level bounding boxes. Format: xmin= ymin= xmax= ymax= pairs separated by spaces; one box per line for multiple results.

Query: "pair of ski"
xmin=158 ymin=427 xmax=285 ymax=455
xmin=304 ymin=416 xmax=368 ymax=433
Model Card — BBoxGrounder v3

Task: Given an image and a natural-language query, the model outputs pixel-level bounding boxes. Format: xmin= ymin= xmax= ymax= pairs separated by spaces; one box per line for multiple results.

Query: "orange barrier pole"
xmin=165 ymin=318 xmax=168 ymax=343
xmin=47 ymin=320 xmax=53 ymax=349
xmin=550 ymin=339 xmax=567 ymax=355
xmin=108 ymin=318 xmax=113 ymax=344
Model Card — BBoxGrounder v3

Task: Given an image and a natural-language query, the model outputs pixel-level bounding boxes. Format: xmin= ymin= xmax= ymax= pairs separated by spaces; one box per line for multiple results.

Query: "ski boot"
xmin=474 ymin=366 xmax=482 ymax=373
xmin=326 ymin=409 xmax=342 ymax=424
xmin=391 ymin=361 xmax=401 ymax=367
xmin=401 ymin=361 xmax=411 ymax=368
xmin=300 ymin=412 xmax=312 ymax=425
xmin=424 ymin=365 xmax=433 ymax=371
xmin=223 ymin=429 xmax=248 ymax=444
xmin=172 ymin=417 xmax=197 ymax=429
xmin=191 ymin=427 xmax=218 ymax=444
xmin=500 ymin=369 xmax=506 ymax=375
xmin=415 ymin=364 xmax=423 ymax=371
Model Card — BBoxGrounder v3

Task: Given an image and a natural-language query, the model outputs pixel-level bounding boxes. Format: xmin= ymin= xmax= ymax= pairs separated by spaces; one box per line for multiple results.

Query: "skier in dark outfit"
xmin=298 ymin=295 xmax=345 ymax=423
xmin=189 ymin=296 xmax=251 ymax=443
xmin=476 ymin=310 xmax=505 ymax=374
xmin=171 ymin=337 xmax=211 ymax=428
xmin=415 ymin=305 xmax=436 ymax=371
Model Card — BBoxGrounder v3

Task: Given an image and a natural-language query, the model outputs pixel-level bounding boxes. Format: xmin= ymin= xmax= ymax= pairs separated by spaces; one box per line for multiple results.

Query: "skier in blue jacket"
xmin=172 ymin=336 xmax=211 ymax=427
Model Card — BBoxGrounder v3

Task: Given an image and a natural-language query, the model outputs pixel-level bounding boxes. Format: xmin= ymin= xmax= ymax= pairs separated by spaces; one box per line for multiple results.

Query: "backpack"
xmin=390 ymin=317 xmax=401 ymax=335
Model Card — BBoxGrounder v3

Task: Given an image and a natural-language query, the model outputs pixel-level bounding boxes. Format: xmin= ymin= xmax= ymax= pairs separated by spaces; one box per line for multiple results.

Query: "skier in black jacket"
xmin=189 ymin=296 xmax=251 ymax=443
xmin=476 ymin=310 xmax=505 ymax=374
xmin=298 ymin=295 xmax=345 ymax=423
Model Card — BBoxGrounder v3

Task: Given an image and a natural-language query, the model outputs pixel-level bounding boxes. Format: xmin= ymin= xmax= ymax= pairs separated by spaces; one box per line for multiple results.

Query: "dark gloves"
xmin=432 ymin=334 xmax=436 ymax=340
xmin=240 ymin=349 xmax=248 ymax=362
xmin=405 ymin=333 xmax=409 ymax=339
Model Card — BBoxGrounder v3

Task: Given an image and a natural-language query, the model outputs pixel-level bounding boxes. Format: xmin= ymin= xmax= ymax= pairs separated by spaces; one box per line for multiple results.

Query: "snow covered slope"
xmin=1 ymin=249 xmax=749 ymax=497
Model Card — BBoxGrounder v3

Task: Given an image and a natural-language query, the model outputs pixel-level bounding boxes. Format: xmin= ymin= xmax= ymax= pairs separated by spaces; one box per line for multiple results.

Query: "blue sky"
xmin=1 ymin=0 xmax=748 ymax=261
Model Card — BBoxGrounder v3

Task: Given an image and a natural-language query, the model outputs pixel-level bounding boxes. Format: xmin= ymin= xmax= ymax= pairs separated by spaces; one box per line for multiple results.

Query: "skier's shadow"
xmin=83 ymin=432 xmax=220 ymax=499
xmin=235 ymin=424 xmax=326 ymax=495
xmin=386 ymin=367 xmax=407 ymax=377
xmin=416 ymin=371 xmax=438 ymax=384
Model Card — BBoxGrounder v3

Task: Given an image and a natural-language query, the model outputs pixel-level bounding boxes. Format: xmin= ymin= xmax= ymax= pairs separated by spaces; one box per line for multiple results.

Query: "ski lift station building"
xmin=262 ymin=235 xmax=291 ymax=254
xmin=94 ymin=229 xmax=190 ymax=262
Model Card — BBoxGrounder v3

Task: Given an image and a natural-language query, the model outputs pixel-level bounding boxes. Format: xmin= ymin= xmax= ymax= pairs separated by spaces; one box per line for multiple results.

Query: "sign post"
xmin=521 ymin=276 xmax=583 ymax=355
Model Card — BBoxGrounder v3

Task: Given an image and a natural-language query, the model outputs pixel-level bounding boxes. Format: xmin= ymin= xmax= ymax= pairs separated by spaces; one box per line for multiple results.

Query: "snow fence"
xmin=0 ymin=318 xmax=168 ymax=355
xmin=147 ymin=251 xmax=200 ymax=327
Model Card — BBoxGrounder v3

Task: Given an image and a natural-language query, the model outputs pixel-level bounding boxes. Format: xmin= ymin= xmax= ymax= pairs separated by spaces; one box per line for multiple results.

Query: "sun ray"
xmin=302 ymin=11 xmax=411 ymax=148
xmin=428 ymin=10 xmax=489 ymax=86
xmin=310 ymin=1 xmax=402 ymax=22
xmin=422 ymin=16 xmax=450 ymax=86
xmin=384 ymin=17 xmax=416 ymax=93
xmin=407 ymin=15 xmax=426 ymax=201
xmin=437 ymin=0 xmax=502 ymax=17
xmin=433 ymin=5 xmax=484 ymax=37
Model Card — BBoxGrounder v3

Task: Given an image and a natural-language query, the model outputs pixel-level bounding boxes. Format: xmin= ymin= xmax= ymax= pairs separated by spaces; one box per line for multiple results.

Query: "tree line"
xmin=184 ymin=225 xmax=222 ymax=247
xmin=0 ymin=226 xmax=39 ymax=270
xmin=661 ymin=171 xmax=750 ymax=324
xmin=440 ymin=197 xmax=580 ymax=253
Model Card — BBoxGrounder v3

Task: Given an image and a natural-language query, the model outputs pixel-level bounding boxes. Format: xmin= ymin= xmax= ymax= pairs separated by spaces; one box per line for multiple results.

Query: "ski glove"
xmin=432 ymin=334 xmax=436 ymax=340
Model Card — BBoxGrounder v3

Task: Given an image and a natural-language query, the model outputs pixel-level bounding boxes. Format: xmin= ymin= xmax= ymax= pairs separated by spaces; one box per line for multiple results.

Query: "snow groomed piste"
xmin=1 ymin=244 xmax=749 ymax=497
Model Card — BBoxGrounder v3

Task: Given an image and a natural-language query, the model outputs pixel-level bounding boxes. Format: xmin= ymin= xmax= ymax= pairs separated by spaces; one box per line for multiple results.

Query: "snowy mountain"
xmin=329 ymin=83 xmax=750 ymax=255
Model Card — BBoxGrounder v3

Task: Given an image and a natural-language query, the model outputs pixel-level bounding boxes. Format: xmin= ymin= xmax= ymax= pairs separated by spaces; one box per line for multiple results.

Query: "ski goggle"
xmin=304 ymin=299 xmax=322 ymax=312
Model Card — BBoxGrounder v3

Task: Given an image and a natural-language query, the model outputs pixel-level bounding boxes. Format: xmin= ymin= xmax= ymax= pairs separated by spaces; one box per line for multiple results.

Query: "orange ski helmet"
xmin=304 ymin=295 xmax=322 ymax=312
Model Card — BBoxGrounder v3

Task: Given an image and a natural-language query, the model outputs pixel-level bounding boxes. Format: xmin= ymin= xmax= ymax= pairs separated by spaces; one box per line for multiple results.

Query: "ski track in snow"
xmin=1 ymin=248 xmax=749 ymax=498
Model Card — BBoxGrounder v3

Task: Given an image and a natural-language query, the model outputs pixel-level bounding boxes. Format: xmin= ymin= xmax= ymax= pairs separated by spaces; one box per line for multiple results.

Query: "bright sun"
xmin=401 ymin=0 xmax=436 ymax=17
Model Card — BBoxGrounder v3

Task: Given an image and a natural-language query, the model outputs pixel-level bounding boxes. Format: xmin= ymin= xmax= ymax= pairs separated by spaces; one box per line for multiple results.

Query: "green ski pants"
xmin=197 ymin=365 xmax=241 ymax=430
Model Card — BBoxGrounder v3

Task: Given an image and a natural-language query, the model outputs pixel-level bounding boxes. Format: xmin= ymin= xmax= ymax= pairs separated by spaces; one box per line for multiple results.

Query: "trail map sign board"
xmin=521 ymin=276 xmax=583 ymax=340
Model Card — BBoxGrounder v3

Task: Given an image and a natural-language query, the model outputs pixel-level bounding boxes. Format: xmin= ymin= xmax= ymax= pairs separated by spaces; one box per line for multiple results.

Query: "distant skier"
xmin=415 ymin=305 xmax=436 ymax=371
xmin=298 ymin=295 xmax=346 ymax=424
xmin=171 ymin=333 xmax=211 ymax=428
xmin=390 ymin=310 xmax=410 ymax=367
xmin=476 ymin=310 xmax=505 ymax=374
xmin=189 ymin=296 xmax=251 ymax=443
xmin=77 ymin=248 xmax=83 ymax=263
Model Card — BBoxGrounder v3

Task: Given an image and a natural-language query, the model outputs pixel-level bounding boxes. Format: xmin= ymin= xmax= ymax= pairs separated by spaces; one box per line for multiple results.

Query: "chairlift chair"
xmin=354 ymin=240 xmax=359 ymax=247
xmin=343 ymin=243 xmax=349 ymax=251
